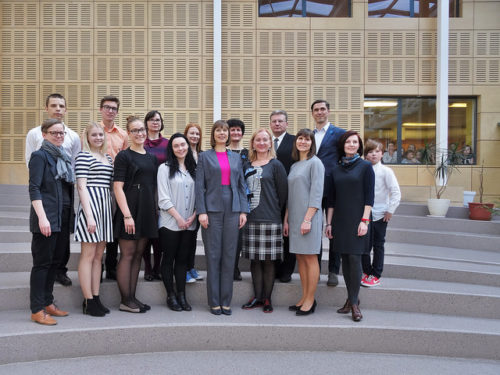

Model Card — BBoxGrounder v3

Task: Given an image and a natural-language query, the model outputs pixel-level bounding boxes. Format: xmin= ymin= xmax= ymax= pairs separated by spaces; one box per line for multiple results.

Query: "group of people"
xmin=383 ymin=141 xmax=475 ymax=165
xmin=27 ymin=94 xmax=401 ymax=326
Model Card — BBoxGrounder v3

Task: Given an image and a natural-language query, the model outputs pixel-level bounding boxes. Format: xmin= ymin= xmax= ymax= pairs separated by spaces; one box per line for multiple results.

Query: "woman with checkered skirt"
xmin=241 ymin=128 xmax=288 ymax=313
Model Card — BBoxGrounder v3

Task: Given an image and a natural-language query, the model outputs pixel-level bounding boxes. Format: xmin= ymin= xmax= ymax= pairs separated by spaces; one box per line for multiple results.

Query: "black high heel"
xmin=296 ymin=300 xmax=316 ymax=316
xmin=288 ymin=304 xmax=302 ymax=312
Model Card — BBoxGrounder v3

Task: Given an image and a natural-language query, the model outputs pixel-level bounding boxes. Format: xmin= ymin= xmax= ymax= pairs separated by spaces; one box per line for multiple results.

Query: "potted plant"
xmin=468 ymin=163 xmax=496 ymax=221
xmin=421 ymin=143 xmax=460 ymax=217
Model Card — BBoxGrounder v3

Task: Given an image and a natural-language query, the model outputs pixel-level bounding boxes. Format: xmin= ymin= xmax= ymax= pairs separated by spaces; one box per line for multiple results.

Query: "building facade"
xmin=0 ymin=0 xmax=499 ymax=202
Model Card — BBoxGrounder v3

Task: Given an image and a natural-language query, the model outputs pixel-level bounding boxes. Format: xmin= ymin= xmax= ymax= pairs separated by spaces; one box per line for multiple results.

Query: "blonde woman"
xmin=241 ymin=129 xmax=287 ymax=313
xmin=75 ymin=122 xmax=114 ymax=316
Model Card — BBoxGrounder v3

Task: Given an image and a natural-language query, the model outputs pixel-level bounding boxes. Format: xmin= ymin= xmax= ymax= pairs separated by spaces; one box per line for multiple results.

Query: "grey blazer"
xmin=195 ymin=149 xmax=249 ymax=214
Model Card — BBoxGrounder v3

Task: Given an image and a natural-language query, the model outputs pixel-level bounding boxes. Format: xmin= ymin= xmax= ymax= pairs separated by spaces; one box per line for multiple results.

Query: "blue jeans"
xmin=361 ymin=218 xmax=387 ymax=278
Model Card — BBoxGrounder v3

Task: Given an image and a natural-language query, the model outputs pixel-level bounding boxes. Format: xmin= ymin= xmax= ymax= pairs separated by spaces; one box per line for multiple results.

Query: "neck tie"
xmin=274 ymin=137 xmax=279 ymax=150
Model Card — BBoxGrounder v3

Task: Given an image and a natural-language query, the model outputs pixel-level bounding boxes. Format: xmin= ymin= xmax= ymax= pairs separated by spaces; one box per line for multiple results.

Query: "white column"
xmin=213 ymin=0 xmax=222 ymax=121
xmin=436 ymin=0 xmax=449 ymax=184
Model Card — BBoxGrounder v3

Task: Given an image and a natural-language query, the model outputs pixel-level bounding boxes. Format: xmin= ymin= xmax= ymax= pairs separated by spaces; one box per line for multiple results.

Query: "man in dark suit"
xmin=311 ymin=99 xmax=346 ymax=287
xmin=270 ymin=110 xmax=296 ymax=282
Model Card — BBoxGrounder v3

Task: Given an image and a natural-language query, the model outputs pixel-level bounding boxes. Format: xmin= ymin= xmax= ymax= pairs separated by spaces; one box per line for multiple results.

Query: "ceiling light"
xmin=402 ymin=122 xmax=436 ymax=127
xmin=364 ymin=101 xmax=398 ymax=108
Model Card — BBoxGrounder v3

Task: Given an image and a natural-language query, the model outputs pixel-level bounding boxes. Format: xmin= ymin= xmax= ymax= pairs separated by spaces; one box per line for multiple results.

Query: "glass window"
xmin=368 ymin=0 xmax=460 ymax=18
xmin=259 ymin=0 xmax=351 ymax=17
xmin=364 ymin=97 xmax=476 ymax=165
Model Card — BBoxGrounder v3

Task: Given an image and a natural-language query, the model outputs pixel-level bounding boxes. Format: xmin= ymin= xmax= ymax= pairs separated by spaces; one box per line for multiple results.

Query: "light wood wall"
xmin=0 ymin=0 xmax=499 ymax=201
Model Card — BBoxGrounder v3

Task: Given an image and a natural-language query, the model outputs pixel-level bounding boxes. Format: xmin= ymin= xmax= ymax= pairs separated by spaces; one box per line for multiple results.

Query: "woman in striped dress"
xmin=75 ymin=122 xmax=114 ymax=317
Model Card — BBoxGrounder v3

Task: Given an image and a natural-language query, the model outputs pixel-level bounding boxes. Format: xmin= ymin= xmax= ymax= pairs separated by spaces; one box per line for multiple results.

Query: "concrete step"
xmin=395 ymin=202 xmax=470 ymax=219
xmin=2 ymin=242 xmax=500 ymax=288
xmin=386 ymin=227 xmax=500 ymax=252
xmin=390 ymin=214 xmax=500 ymax=236
xmin=0 ymin=193 xmax=30 ymax=206
xmin=2 ymin=271 xmax=500 ymax=319
xmin=1 ymin=305 xmax=499 ymax=365
xmin=3 ymin=351 xmax=500 ymax=375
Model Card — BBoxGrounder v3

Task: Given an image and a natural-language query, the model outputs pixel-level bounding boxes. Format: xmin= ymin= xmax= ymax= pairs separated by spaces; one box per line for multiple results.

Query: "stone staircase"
xmin=0 ymin=184 xmax=499 ymax=371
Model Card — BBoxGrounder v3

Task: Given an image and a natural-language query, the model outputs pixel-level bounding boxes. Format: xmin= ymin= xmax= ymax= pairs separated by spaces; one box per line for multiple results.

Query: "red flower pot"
xmin=468 ymin=202 xmax=494 ymax=221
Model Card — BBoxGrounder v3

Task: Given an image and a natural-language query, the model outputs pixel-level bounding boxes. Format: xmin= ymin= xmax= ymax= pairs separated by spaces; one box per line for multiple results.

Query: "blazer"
xmin=275 ymin=132 xmax=295 ymax=175
xmin=195 ymin=149 xmax=249 ymax=214
xmin=28 ymin=149 xmax=74 ymax=233
xmin=316 ymin=123 xmax=346 ymax=197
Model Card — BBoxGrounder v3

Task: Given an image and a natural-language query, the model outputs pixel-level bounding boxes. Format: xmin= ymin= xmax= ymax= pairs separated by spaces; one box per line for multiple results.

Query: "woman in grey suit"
xmin=195 ymin=120 xmax=249 ymax=315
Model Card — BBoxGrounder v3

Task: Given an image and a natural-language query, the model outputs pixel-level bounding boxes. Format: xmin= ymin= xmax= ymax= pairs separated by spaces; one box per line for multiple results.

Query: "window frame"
xmin=363 ymin=96 xmax=477 ymax=165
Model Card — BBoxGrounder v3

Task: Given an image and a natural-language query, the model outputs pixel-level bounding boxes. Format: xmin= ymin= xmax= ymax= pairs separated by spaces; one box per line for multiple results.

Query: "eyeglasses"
xmin=102 ymin=105 xmax=118 ymax=112
xmin=149 ymin=118 xmax=161 ymax=123
xmin=129 ymin=128 xmax=147 ymax=134
xmin=46 ymin=131 xmax=67 ymax=137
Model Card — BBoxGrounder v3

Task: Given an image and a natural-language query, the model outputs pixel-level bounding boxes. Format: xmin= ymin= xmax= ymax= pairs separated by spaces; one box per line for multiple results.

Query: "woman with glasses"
xmin=28 ymin=118 xmax=74 ymax=325
xmin=113 ymin=116 xmax=158 ymax=313
xmin=142 ymin=110 xmax=169 ymax=282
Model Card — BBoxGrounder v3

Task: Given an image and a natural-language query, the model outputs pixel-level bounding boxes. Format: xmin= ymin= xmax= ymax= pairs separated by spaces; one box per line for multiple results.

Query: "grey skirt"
xmin=242 ymin=222 xmax=283 ymax=261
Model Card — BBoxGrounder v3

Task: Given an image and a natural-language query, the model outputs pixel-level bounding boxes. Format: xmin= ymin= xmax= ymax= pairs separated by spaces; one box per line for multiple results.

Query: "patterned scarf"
xmin=340 ymin=153 xmax=360 ymax=167
xmin=40 ymin=139 xmax=75 ymax=183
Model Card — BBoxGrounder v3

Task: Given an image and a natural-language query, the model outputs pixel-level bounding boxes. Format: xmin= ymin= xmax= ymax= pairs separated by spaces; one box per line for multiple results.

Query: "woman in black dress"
xmin=325 ymin=130 xmax=374 ymax=322
xmin=114 ymin=115 xmax=158 ymax=313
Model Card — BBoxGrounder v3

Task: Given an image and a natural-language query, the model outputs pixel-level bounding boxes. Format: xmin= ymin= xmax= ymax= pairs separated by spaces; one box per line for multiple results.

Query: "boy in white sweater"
xmin=361 ymin=140 xmax=401 ymax=287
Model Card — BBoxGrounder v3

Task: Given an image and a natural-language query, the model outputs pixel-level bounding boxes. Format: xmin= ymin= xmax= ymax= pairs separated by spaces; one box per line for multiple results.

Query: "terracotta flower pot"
xmin=468 ymin=202 xmax=494 ymax=221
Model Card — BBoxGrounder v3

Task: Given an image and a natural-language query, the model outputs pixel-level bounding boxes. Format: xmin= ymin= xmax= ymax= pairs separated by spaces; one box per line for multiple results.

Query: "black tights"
xmin=117 ymin=238 xmax=148 ymax=308
xmin=159 ymin=227 xmax=194 ymax=296
xmin=250 ymin=260 xmax=275 ymax=301
xmin=341 ymin=254 xmax=362 ymax=305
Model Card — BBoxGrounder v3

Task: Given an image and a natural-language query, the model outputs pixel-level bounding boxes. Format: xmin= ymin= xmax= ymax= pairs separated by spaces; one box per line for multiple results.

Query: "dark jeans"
xmin=142 ymin=238 xmax=162 ymax=275
xmin=30 ymin=206 xmax=71 ymax=313
xmin=187 ymin=220 xmax=200 ymax=270
xmin=159 ymin=227 xmax=196 ymax=295
xmin=321 ymin=197 xmax=341 ymax=274
xmin=275 ymin=235 xmax=295 ymax=278
xmin=362 ymin=218 xmax=387 ymax=278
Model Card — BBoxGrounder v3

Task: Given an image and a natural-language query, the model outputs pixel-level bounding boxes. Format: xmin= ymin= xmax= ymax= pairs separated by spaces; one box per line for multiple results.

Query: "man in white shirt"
xmin=25 ymin=93 xmax=81 ymax=168
xmin=311 ymin=100 xmax=346 ymax=287
xmin=25 ymin=93 xmax=81 ymax=287
xmin=362 ymin=140 xmax=401 ymax=287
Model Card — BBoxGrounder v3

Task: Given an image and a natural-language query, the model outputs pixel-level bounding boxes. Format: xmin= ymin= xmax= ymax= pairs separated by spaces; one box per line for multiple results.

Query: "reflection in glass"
xmin=364 ymin=97 xmax=476 ymax=165
xmin=259 ymin=0 xmax=350 ymax=17
xmin=368 ymin=0 xmax=460 ymax=18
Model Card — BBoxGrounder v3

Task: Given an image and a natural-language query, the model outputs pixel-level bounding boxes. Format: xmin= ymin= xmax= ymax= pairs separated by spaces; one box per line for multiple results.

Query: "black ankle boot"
xmin=177 ymin=292 xmax=192 ymax=311
xmin=166 ymin=294 xmax=182 ymax=312
xmin=83 ymin=298 xmax=106 ymax=317
xmin=93 ymin=295 xmax=110 ymax=314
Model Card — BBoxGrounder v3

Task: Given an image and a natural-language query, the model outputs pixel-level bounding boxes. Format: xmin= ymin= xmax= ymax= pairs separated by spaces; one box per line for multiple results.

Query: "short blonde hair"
xmin=248 ymin=128 xmax=275 ymax=162
xmin=82 ymin=122 xmax=107 ymax=154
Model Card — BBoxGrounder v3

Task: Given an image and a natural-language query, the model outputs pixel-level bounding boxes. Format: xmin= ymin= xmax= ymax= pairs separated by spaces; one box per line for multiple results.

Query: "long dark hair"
xmin=165 ymin=133 xmax=196 ymax=179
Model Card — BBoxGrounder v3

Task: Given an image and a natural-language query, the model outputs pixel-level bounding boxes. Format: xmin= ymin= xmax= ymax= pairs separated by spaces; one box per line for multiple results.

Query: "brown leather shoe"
xmin=337 ymin=299 xmax=351 ymax=314
xmin=31 ymin=310 xmax=57 ymax=325
xmin=45 ymin=304 xmax=69 ymax=317
xmin=351 ymin=304 xmax=363 ymax=322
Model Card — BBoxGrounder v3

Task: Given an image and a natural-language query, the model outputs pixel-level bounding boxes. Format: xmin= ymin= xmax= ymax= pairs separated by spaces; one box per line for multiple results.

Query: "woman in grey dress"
xmin=284 ymin=129 xmax=324 ymax=316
